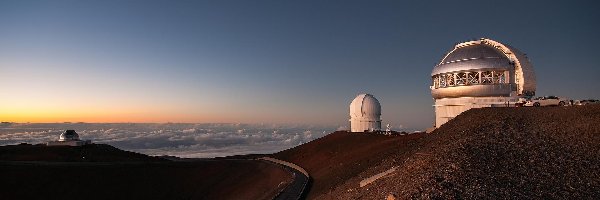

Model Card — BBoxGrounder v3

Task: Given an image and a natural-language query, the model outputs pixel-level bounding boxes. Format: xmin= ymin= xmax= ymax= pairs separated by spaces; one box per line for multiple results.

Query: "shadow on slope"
xmin=0 ymin=144 xmax=165 ymax=162
xmin=0 ymin=144 xmax=292 ymax=200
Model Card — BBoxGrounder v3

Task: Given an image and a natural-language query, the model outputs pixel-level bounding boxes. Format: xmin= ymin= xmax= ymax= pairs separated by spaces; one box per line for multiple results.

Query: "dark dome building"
xmin=59 ymin=130 xmax=80 ymax=141
xmin=47 ymin=130 xmax=91 ymax=146
xmin=431 ymin=38 xmax=536 ymax=127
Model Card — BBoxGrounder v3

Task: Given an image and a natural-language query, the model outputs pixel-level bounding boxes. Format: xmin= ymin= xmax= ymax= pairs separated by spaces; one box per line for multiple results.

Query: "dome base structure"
xmin=434 ymin=95 xmax=520 ymax=126
xmin=350 ymin=119 xmax=382 ymax=133
xmin=46 ymin=140 xmax=91 ymax=146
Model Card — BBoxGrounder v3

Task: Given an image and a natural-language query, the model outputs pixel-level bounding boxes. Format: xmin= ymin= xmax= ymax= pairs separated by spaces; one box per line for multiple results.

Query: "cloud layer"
xmin=0 ymin=123 xmax=335 ymax=158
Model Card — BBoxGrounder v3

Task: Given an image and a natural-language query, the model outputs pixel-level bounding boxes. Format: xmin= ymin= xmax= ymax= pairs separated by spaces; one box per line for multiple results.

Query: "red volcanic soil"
xmin=360 ymin=104 xmax=600 ymax=199
xmin=0 ymin=145 xmax=292 ymax=200
xmin=296 ymin=105 xmax=600 ymax=199
xmin=273 ymin=131 xmax=428 ymax=199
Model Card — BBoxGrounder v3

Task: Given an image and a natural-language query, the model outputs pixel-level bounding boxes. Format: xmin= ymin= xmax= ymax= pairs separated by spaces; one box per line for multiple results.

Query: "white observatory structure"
xmin=349 ymin=94 xmax=382 ymax=132
xmin=47 ymin=130 xmax=91 ymax=146
xmin=431 ymin=38 xmax=536 ymax=127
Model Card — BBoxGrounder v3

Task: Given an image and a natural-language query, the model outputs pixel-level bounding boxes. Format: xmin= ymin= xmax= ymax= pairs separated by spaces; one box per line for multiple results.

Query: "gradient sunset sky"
xmin=1 ymin=0 xmax=599 ymax=130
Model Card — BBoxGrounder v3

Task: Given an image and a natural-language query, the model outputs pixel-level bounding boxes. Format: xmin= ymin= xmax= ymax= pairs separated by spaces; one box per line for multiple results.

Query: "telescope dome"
xmin=430 ymin=38 xmax=536 ymax=127
xmin=431 ymin=38 xmax=536 ymax=99
xmin=59 ymin=130 xmax=80 ymax=141
xmin=350 ymin=94 xmax=381 ymax=120
xmin=349 ymin=94 xmax=382 ymax=132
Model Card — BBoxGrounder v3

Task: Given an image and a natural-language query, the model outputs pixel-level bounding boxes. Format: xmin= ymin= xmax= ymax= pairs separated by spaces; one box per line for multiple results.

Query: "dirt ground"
xmin=306 ymin=105 xmax=600 ymax=199
xmin=273 ymin=130 xmax=427 ymax=199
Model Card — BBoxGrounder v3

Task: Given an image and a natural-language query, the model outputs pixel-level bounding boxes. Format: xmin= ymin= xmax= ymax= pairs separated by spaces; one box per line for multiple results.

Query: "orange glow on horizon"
xmin=0 ymin=112 xmax=233 ymax=123
xmin=0 ymin=93 xmax=240 ymax=123
xmin=0 ymin=106 xmax=235 ymax=123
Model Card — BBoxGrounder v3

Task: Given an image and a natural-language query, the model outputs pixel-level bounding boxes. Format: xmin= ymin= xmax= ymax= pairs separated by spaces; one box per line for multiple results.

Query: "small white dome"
xmin=349 ymin=94 xmax=382 ymax=132
xmin=350 ymin=94 xmax=381 ymax=119
xmin=59 ymin=130 xmax=80 ymax=141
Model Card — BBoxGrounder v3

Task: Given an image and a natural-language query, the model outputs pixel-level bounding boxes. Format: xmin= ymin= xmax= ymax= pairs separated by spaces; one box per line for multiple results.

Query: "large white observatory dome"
xmin=431 ymin=38 xmax=536 ymax=98
xmin=349 ymin=94 xmax=382 ymax=132
xmin=430 ymin=38 xmax=536 ymax=127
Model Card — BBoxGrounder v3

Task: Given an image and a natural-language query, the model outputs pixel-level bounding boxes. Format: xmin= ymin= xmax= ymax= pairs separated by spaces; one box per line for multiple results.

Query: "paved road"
xmin=259 ymin=157 xmax=310 ymax=200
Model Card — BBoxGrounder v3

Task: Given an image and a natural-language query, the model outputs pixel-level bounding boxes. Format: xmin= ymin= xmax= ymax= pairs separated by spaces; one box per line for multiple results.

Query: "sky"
xmin=1 ymin=0 xmax=599 ymax=130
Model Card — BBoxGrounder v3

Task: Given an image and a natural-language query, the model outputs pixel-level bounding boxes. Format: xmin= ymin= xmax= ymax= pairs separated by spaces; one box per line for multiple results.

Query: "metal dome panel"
xmin=431 ymin=57 xmax=512 ymax=76
xmin=440 ymin=44 xmax=506 ymax=64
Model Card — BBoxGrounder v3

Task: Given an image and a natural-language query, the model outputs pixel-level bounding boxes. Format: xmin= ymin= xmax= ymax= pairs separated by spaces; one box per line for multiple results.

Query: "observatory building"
xmin=349 ymin=94 xmax=382 ymax=132
xmin=46 ymin=130 xmax=91 ymax=146
xmin=431 ymin=38 xmax=536 ymax=127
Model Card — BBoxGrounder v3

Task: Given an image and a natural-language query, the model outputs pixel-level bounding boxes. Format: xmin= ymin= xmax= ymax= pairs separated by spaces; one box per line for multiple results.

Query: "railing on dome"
xmin=432 ymin=70 xmax=508 ymax=89
xmin=480 ymin=39 xmax=526 ymax=95
xmin=435 ymin=38 xmax=530 ymax=95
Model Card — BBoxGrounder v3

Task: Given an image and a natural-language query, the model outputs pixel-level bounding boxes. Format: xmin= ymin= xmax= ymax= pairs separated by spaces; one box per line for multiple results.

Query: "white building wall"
xmin=434 ymin=96 xmax=519 ymax=127
xmin=350 ymin=118 xmax=382 ymax=132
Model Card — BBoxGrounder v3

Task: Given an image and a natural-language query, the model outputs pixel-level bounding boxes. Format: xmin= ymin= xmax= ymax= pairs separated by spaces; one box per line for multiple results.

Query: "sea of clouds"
xmin=0 ymin=123 xmax=336 ymax=158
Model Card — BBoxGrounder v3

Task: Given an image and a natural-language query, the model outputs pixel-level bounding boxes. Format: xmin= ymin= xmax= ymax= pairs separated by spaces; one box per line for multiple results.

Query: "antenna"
xmin=385 ymin=124 xmax=391 ymax=135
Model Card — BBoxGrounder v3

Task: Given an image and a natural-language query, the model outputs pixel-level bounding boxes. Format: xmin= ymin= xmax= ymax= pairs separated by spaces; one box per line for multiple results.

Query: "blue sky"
xmin=0 ymin=0 xmax=599 ymax=130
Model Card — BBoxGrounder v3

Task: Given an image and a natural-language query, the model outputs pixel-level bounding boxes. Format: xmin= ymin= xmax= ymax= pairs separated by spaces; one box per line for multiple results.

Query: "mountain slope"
xmin=338 ymin=105 xmax=600 ymax=199
xmin=273 ymin=131 xmax=427 ymax=199
xmin=274 ymin=105 xmax=600 ymax=199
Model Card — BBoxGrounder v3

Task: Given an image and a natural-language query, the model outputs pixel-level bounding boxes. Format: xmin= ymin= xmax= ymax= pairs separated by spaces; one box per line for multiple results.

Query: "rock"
xmin=386 ymin=193 xmax=397 ymax=200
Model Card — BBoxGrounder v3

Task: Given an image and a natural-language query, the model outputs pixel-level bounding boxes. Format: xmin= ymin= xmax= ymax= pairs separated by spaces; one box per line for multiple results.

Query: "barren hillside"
xmin=273 ymin=131 xmax=427 ymax=199
xmin=275 ymin=105 xmax=600 ymax=199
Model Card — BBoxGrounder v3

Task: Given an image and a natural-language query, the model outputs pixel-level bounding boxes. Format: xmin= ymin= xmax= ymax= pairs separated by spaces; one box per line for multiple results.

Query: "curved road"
xmin=259 ymin=157 xmax=309 ymax=200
